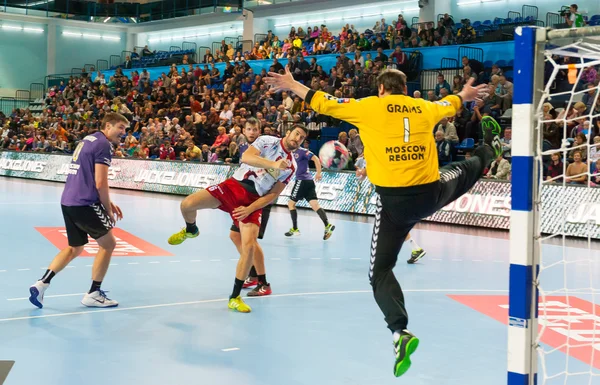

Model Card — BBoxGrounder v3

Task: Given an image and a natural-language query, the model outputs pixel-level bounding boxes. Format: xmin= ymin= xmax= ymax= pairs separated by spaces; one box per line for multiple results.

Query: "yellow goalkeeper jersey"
xmin=306 ymin=90 xmax=463 ymax=187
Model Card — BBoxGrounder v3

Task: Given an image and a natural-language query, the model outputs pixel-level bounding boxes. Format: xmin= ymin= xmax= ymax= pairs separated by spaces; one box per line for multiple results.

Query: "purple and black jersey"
xmin=61 ymin=131 xmax=113 ymax=207
xmin=293 ymin=147 xmax=315 ymax=181
xmin=238 ymin=141 xmax=250 ymax=157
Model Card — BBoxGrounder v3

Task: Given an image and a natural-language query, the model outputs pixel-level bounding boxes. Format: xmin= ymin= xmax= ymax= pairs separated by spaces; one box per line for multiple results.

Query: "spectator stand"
xmin=522 ymin=4 xmax=539 ymax=21
xmin=97 ymin=59 xmax=109 ymax=71
xmin=211 ymin=42 xmax=222 ymax=57
xmin=254 ymin=33 xmax=268 ymax=46
xmin=28 ymin=83 xmax=45 ymax=116
xmin=110 ymin=55 xmax=121 ymax=69
xmin=84 ymin=64 xmax=96 ymax=74
xmin=181 ymin=41 xmax=198 ymax=62
xmin=44 ymin=75 xmax=68 ymax=90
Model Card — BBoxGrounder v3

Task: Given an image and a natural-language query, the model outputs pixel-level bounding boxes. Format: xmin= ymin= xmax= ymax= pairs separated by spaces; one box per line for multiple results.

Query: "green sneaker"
xmin=323 ymin=223 xmax=335 ymax=240
xmin=393 ymin=330 xmax=419 ymax=377
xmin=480 ymin=116 xmax=503 ymax=159
xmin=407 ymin=248 xmax=426 ymax=264
xmin=285 ymin=228 xmax=300 ymax=237
xmin=167 ymin=228 xmax=199 ymax=245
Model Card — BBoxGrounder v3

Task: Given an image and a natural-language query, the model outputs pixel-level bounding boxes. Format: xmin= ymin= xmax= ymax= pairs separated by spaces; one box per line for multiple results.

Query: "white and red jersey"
xmin=233 ymin=135 xmax=296 ymax=196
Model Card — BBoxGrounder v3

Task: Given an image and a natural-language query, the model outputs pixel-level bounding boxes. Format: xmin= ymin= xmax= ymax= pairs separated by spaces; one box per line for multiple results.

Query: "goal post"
xmin=509 ymin=25 xmax=600 ymax=385
xmin=509 ymin=25 xmax=545 ymax=385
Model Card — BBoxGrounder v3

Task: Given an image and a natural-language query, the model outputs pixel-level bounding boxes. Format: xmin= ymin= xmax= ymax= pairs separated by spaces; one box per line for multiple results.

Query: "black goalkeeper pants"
xmin=369 ymin=156 xmax=486 ymax=333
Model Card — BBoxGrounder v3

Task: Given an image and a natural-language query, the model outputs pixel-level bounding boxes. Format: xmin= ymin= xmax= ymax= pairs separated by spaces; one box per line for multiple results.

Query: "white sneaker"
xmin=29 ymin=281 xmax=50 ymax=309
xmin=81 ymin=290 xmax=119 ymax=308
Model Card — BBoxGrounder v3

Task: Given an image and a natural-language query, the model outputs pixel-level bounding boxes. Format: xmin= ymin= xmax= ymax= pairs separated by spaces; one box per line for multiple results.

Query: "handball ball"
xmin=319 ymin=140 xmax=350 ymax=170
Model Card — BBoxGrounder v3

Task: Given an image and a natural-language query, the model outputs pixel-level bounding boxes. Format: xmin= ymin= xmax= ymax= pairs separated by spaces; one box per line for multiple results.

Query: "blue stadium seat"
xmin=455 ymin=138 xmax=475 ymax=151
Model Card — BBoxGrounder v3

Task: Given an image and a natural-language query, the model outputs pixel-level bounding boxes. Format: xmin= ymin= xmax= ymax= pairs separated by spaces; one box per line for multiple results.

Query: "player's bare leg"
xmin=405 ymin=233 xmax=426 ymax=264
xmin=47 ymin=245 xmax=85 ymax=274
xmin=228 ymin=222 xmax=260 ymax=312
xmin=309 ymin=199 xmax=335 ymax=240
xmin=169 ymin=190 xmax=221 ymax=245
xmin=81 ymin=231 xmax=118 ymax=307
xmin=30 ymin=245 xmax=85 ymax=309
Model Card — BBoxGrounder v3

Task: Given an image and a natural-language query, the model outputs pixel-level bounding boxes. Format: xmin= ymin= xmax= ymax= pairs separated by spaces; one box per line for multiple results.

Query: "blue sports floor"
xmin=0 ymin=178 xmax=599 ymax=385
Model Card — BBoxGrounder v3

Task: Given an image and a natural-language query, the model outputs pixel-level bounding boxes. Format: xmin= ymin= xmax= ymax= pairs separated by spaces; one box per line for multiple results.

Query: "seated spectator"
xmin=436 ymin=117 xmax=459 ymax=144
xmin=546 ymin=152 xmax=564 ymax=183
xmin=456 ymin=20 xmax=475 ymax=44
xmin=435 ymin=74 xmax=451 ymax=98
xmin=566 ymin=150 xmax=587 ymax=184
xmin=435 ymin=131 xmax=452 ymax=166
xmin=485 ymin=153 xmax=511 ymax=180
xmin=347 ymin=129 xmax=364 ymax=161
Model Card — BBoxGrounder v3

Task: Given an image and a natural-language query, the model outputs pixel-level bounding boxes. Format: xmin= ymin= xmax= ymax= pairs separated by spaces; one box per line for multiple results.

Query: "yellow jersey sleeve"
xmin=425 ymin=95 xmax=463 ymax=122
xmin=306 ymin=90 xmax=374 ymax=126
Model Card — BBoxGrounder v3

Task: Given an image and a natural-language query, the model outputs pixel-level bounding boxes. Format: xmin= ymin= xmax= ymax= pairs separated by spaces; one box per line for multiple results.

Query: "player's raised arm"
xmin=264 ymin=65 xmax=367 ymax=125
xmin=241 ymin=144 xmax=288 ymax=170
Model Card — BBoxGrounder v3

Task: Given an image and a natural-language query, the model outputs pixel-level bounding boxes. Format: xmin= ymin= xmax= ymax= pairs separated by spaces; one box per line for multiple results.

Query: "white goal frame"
xmin=508 ymin=25 xmax=600 ymax=385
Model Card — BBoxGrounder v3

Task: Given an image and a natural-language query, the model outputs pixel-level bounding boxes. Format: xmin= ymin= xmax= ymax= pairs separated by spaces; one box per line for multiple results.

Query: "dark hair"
xmin=245 ymin=117 xmax=261 ymax=130
xmin=292 ymin=123 xmax=309 ymax=135
xmin=571 ymin=3 xmax=578 ymax=10
xmin=376 ymin=69 xmax=407 ymax=95
xmin=101 ymin=112 xmax=129 ymax=131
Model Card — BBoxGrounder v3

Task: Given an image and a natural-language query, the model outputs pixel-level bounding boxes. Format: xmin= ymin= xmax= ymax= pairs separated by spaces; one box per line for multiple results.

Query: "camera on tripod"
xmin=559 ymin=5 xmax=571 ymax=18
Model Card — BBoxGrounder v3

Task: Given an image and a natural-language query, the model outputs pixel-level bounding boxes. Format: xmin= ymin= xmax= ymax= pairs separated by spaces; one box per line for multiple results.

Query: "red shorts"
xmin=206 ymin=178 xmax=262 ymax=228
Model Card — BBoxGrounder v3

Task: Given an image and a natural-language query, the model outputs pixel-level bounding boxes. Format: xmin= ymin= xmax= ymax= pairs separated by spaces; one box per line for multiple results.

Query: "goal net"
xmin=509 ymin=26 xmax=600 ymax=385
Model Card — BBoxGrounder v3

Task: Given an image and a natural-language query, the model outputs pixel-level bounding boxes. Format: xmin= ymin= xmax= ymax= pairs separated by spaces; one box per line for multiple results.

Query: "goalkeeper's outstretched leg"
xmin=368 ymin=116 xmax=503 ymax=377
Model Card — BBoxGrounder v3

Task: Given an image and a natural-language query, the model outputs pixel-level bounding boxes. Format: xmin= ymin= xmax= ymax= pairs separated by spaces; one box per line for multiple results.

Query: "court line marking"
xmin=17 ymin=269 xmax=30 ymax=271
xmin=221 ymin=348 xmax=240 ymax=352
xmin=350 ymin=258 xmax=361 ymax=260
xmin=128 ymin=262 xmax=139 ymax=265
xmin=330 ymin=258 xmax=341 ymax=260
xmin=0 ymin=289 xmax=508 ymax=321
xmin=8 ymin=293 xmax=85 ymax=301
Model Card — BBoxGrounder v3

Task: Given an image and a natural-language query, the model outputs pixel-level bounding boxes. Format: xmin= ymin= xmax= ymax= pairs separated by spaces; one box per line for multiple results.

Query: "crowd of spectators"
xmin=1 ymin=12 xmax=600 ymax=185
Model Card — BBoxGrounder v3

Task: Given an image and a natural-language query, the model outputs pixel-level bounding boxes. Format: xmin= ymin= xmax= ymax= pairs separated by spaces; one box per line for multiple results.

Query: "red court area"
xmin=451 ymin=295 xmax=600 ymax=369
xmin=35 ymin=227 xmax=173 ymax=257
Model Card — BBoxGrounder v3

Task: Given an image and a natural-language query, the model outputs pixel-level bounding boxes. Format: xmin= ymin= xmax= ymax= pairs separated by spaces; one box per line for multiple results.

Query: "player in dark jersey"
xmin=229 ymin=118 xmax=274 ymax=295
xmin=29 ymin=112 xmax=129 ymax=309
xmin=285 ymin=145 xmax=335 ymax=240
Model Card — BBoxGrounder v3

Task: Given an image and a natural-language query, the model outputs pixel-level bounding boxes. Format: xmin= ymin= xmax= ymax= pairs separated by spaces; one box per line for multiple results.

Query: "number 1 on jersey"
xmin=403 ymin=117 xmax=410 ymax=143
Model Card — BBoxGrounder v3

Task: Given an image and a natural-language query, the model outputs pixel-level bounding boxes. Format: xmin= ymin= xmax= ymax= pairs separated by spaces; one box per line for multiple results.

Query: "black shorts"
xmin=61 ymin=203 xmax=114 ymax=247
xmin=289 ymin=179 xmax=317 ymax=202
xmin=230 ymin=204 xmax=272 ymax=239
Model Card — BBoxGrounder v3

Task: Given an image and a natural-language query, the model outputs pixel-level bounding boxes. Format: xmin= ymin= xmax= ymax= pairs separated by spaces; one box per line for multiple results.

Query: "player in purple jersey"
xmin=29 ymin=112 xmax=129 ymax=309
xmin=285 ymin=145 xmax=335 ymax=240
xmin=229 ymin=118 xmax=274 ymax=295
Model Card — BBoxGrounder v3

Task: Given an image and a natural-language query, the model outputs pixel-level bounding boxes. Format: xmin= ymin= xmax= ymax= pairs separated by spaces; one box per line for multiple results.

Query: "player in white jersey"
xmin=168 ymin=124 xmax=308 ymax=312
xmin=355 ymin=158 xmax=426 ymax=263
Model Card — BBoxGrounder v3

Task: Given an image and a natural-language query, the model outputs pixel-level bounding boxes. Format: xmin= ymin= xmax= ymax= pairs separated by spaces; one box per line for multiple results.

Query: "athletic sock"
xmin=40 ymin=269 xmax=56 ymax=284
xmin=185 ymin=221 xmax=198 ymax=234
xmin=290 ymin=209 xmax=298 ymax=229
xmin=317 ymin=208 xmax=329 ymax=226
xmin=89 ymin=280 xmax=102 ymax=294
xmin=249 ymin=266 xmax=257 ymax=278
xmin=230 ymin=278 xmax=244 ymax=299
xmin=408 ymin=238 xmax=420 ymax=251
xmin=257 ymin=274 xmax=268 ymax=285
